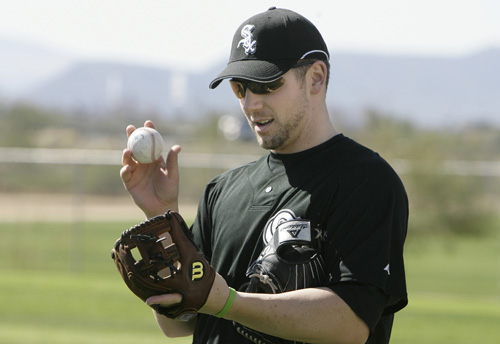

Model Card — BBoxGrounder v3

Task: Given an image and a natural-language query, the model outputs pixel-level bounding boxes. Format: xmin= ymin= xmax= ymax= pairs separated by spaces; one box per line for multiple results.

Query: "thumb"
xmin=165 ymin=145 xmax=182 ymax=181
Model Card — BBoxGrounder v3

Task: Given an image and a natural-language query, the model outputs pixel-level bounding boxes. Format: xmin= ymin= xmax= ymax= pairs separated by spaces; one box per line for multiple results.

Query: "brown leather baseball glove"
xmin=111 ymin=211 xmax=215 ymax=321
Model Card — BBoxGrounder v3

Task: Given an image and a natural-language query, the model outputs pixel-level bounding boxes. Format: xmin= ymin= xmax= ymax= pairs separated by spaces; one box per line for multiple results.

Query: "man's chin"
xmin=256 ymin=137 xmax=275 ymax=151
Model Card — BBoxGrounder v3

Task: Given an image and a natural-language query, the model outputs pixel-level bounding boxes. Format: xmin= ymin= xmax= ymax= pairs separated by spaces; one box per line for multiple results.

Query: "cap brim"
xmin=209 ymin=59 xmax=297 ymax=89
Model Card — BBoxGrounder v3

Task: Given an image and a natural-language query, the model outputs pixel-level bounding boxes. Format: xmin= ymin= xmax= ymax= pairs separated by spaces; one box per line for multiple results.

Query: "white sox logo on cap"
xmin=209 ymin=7 xmax=330 ymax=89
xmin=237 ymin=24 xmax=257 ymax=55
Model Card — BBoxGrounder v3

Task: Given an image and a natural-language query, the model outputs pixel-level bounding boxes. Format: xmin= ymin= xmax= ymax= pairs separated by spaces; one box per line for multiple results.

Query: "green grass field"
xmin=1 ymin=221 xmax=499 ymax=343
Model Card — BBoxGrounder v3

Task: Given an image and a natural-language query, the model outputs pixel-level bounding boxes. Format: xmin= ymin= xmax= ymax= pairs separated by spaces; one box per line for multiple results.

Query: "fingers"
xmin=121 ymin=148 xmax=136 ymax=167
xmin=146 ymin=293 xmax=183 ymax=308
xmin=126 ymin=120 xmax=155 ymax=138
xmin=120 ymin=148 xmax=137 ymax=183
xmin=126 ymin=125 xmax=136 ymax=138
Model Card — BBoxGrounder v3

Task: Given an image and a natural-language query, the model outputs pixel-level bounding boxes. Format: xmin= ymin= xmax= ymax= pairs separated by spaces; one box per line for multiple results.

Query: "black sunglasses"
xmin=229 ymin=60 xmax=315 ymax=99
xmin=229 ymin=78 xmax=285 ymax=99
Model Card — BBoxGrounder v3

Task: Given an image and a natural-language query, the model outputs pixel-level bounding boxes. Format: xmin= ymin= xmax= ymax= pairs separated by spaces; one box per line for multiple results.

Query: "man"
xmin=120 ymin=7 xmax=408 ymax=344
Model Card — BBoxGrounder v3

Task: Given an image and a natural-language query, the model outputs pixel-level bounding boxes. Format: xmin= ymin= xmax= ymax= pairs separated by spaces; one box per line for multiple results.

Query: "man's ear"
xmin=309 ymin=61 xmax=327 ymax=95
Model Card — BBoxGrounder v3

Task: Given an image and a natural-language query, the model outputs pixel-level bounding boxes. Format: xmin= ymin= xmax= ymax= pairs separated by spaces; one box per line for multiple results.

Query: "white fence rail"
xmin=1 ymin=147 xmax=500 ymax=176
xmin=0 ymin=147 xmax=261 ymax=170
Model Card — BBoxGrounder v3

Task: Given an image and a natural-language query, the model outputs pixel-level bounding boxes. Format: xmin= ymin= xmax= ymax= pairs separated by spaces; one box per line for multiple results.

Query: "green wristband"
xmin=214 ymin=287 xmax=236 ymax=318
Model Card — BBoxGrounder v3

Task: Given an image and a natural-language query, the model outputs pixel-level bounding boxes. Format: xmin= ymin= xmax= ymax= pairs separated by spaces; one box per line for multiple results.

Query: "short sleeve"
xmin=323 ymin=157 xmax=409 ymax=314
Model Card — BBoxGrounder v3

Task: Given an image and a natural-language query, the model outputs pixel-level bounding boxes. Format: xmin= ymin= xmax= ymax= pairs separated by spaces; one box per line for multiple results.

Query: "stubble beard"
xmin=254 ymin=99 xmax=308 ymax=151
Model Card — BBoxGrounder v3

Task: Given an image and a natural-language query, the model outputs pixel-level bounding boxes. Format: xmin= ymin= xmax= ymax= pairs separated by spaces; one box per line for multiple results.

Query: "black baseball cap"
xmin=209 ymin=7 xmax=329 ymax=89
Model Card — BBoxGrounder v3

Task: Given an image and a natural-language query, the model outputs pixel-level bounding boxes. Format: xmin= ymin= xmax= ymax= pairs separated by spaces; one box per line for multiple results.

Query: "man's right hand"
xmin=120 ymin=120 xmax=181 ymax=218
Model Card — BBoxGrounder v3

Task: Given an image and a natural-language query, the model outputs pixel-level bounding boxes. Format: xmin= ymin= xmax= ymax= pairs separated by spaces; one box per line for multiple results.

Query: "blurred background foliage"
xmin=0 ymin=101 xmax=499 ymax=239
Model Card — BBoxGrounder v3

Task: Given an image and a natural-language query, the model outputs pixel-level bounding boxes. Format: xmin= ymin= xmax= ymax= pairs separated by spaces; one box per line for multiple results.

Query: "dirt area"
xmin=0 ymin=193 xmax=198 ymax=223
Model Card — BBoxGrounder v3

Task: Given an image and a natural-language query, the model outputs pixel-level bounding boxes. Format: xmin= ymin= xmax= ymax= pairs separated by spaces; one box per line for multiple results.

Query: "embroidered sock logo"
xmin=237 ymin=24 xmax=257 ymax=55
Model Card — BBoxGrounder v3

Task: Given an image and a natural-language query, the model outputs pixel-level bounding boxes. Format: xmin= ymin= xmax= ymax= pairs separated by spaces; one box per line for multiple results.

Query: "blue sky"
xmin=1 ymin=0 xmax=499 ymax=71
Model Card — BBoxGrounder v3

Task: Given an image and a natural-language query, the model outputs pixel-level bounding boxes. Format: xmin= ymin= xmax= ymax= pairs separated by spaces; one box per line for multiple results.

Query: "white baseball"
xmin=127 ymin=127 xmax=164 ymax=164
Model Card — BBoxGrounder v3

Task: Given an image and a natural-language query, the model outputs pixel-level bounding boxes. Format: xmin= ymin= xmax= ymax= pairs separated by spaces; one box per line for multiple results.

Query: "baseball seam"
xmin=147 ymin=129 xmax=156 ymax=162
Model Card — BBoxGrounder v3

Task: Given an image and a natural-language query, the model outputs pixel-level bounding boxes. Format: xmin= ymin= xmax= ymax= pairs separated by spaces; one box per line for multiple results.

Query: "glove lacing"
xmin=248 ymin=273 xmax=279 ymax=294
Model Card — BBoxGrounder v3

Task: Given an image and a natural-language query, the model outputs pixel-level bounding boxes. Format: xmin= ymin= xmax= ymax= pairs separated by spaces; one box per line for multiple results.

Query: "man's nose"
xmin=241 ymin=89 xmax=264 ymax=113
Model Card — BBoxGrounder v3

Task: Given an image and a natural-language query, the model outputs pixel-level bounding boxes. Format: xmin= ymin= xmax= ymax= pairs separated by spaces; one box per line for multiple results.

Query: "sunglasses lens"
xmin=230 ymin=78 xmax=285 ymax=98
xmin=249 ymin=79 xmax=284 ymax=94
xmin=230 ymin=81 xmax=246 ymax=99
xmin=248 ymin=83 xmax=266 ymax=94
xmin=267 ymin=79 xmax=285 ymax=92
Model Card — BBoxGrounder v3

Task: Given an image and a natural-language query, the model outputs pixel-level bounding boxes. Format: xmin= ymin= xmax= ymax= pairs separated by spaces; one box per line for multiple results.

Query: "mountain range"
xmin=1 ymin=38 xmax=499 ymax=127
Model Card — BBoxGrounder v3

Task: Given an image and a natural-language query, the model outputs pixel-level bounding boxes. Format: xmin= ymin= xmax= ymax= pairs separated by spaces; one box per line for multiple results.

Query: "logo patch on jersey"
xmin=237 ymin=24 xmax=257 ymax=55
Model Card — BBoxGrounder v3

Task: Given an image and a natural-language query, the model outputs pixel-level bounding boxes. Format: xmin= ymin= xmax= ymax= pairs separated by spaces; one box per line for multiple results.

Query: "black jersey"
xmin=190 ymin=134 xmax=408 ymax=344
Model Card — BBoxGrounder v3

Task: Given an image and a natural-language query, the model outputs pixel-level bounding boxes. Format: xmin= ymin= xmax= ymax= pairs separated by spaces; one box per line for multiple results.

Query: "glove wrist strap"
xmin=214 ymin=287 xmax=236 ymax=318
